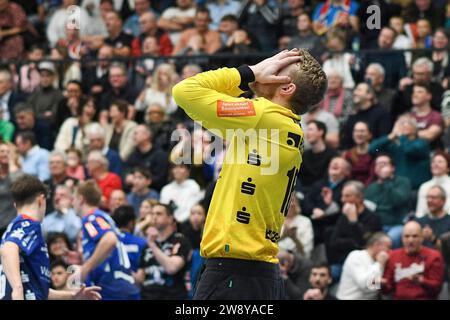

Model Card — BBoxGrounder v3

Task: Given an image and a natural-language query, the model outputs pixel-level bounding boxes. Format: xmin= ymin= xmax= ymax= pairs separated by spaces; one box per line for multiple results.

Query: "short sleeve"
xmin=83 ymin=215 xmax=113 ymax=242
xmin=3 ymin=221 xmax=41 ymax=256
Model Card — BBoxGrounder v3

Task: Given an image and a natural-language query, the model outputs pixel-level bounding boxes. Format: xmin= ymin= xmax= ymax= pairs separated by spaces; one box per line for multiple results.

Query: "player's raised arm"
xmin=0 ymin=242 xmax=23 ymax=300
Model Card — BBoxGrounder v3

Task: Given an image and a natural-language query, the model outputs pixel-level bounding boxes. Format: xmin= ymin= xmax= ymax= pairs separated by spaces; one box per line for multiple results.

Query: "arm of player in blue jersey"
xmin=0 ymin=242 xmax=24 ymax=300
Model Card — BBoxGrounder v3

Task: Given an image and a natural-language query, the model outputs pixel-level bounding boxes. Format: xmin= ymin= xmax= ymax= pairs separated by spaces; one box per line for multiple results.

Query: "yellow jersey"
xmin=172 ymin=67 xmax=304 ymax=264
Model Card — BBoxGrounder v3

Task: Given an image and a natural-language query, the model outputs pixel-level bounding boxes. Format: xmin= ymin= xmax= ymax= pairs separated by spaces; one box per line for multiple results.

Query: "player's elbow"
xmin=172 ymin=81 xmax=184 ymax=106
xmin=103 ymin=231 xmax=118 ymax=248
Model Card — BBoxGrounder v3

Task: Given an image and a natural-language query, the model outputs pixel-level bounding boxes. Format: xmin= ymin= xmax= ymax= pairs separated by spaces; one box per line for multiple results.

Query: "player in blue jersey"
xmin=0 ymin=175 xmax=101 ymax=300
xmin=112 ymin=205 xmax=147 ymax=273
xmin=73 ymin=180 xmax=140 ymax=300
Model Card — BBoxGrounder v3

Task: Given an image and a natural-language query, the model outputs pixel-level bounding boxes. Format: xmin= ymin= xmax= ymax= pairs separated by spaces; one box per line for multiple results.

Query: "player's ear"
xmin=279 ymin=83 xmax=296 ymax=98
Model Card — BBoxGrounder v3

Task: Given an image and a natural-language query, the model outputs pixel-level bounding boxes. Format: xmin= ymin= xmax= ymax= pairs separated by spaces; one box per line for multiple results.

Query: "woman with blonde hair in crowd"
xmin=135 ymin=63 xmax=179 ymax=115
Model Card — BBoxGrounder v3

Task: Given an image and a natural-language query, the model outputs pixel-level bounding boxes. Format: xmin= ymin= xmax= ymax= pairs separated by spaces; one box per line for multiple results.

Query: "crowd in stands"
xmin=1 ymin=0 xmax=450 ymax=300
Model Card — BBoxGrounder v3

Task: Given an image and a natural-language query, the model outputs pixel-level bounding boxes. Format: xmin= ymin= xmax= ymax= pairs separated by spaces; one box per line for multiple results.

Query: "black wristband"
xmin=237 ymin=65 xmax=255 ymax=92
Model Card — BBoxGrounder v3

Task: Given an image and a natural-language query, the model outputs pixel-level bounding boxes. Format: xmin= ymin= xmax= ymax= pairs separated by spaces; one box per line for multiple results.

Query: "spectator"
xmin=99 ymin=63 xmax=139 ymax=111
xmin=410 ymin=83 xmax=444 ymax=148
xmin=135 ymin=203 xmax=192 ymax=300
xmin=136 ymin=198 xmax=158 ymax=236
xmin=126 ymin=124 xmax=169 ymax=191
xmin=279 ymin=193 xmax=314 ymax=259
xmin=13 ymin=103 xmax=54 ymax=151
xmin=135 ymin=63 xmax=179 ymax=116
xmin=403 ymin=0 xmax=445 ymax=31
xmin=364 ymin=63 xmax=396 ymax=114
xmin=27 ymin=61 xmax=64 ymax=125
xmin=312 ymin=0 xmax=359 ymax=36
xmin=0 ymin=68 xmax=24 ymax=124
xmin=303 ymin=263 xmax=336 ymax=300
xmin=0 ymin=108 xmax=14 ymax=145
xmin=65 ymin=147 xmax=86 ymax=181
xmin=389 ymin=16 xmax=413 ymax=67
xmin=50 ymin=44 xmax=83 ymax=89
xmin=341 ymin=82 xmax=392 ymax=149
xmin=0 ymin=0 xmax=28 ymax=60
xmin=54 ymin=97 xmax=98 ymax=155
xmin=416 ymin=152 xmax=450 ymax=218
xmin=50 ymin=259 xmax=70 ymax=291
xmin=207 ymin=0 xmax=240 ymax=31
xmin=279 ymin=0 xmax=310 ymax=39
xmin=55 ymin=80 xmax=85 ymax=129
xmin=321 ymin=69 xmax=353 ymax=127
xmin=299 ymin=120 xmax=338 ymax=191
xmin=144 ymin=103 xmax=177 ymax=152
xmin=337 ymin=232 xmax=392 ymax=300
xmin=46 ymin=232 xmax=82 ymax=265
xmin=237 ymin=0 xmax=280 ymax=52
xmin=0 ymin=142 xmax=21 ymax=238
xmin=127 ymin=167 xmax=160 ymax=216
xmin=109 ymin=189 xmax=127 ymax=213
xmin=132 ymin=35 xmax=164 ymax=88
xmin=394 ymin=57 xmax=445 ymax=117
xmin=342 ymin=121 xmax=374 ymax=186
xmin=112 ymin=205 xmax=147 ymax=272
xmin=173 ymin=6 xmax=221 ymax=55
xmin=427 ymin=28 xmax=450 ymax=84
xmin=157 ymin=0 xmax=196 ymax=46
xmin=382 ymin=221 xmax=445 ymax=300
xmin=369 ymin=113 xmax=431 ymax=190
xmin=103 ymin=10 xmax=134 ymax=57
xmin=216 ymin=29 xmax=259 ymax=63
xmin=104 ymin=99 xmax=138 ymax=161
xmin=123 ymin=0 xmax=156 ymax=37
xmin=278 ymin=249 xmax=313 ymax=300
xmin=15 ymin=131 xmax=50 ymax=181
xmin=363 ymin=27 xmax=407 ymax=89
xmin=86 ymin=150 xmax=123 ymax=208
xmin=357 ymin=0 xmax=393 ymax=49
xmin=415 ymin=186 xmax=450 ymax=248
xmin=411 ymin=19 xmax=433 ymax=62
xmin=322 ymin=33 xmax=355 ymax=89
xmin=44 ymin=151 xmax=78 ymax=214
xmin=86 ymin=122 xmax=122 ymax=176
xmin=131 ymin=11 xmax=173 ymax=57
xmin=217 ymin=14 xmax=239 ymax=45
xmin=160 ymin=163 xmax=203 ymax=223
xmin=327 ymin=180 xmax=383 ymax=281
xmin=81 ymin=45 xmax=113 ymax=97
xmin=365 ymin=153 xmax=412 ymax=248
xmin=42 ymin=184 xmax=82 ymax=243
xmin=179 ymin=203 xmax=205 ymax=250
xmin=300 ymin=103 xmax=340 ymax=149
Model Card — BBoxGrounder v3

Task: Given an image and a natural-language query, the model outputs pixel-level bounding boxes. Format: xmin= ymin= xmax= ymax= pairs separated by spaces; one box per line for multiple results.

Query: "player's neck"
xmin=271 ymin=96 xmax=296 ymax=113
xmin=18 ymin=206 xmax=44 ymax=222
xmin=82 ymin=205 xmax=98 ymax=217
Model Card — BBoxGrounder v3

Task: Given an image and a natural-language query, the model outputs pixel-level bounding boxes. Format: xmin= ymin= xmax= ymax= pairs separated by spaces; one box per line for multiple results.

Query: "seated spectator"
xmin=0 ymin=109 xmax=14 ymax=144
xmin=216 ymin=29 xmax=259 ymax=64
xmin=109 ymin=189 xmax=128 ymax=213
xmin=327 ymin=180 xmax=383 ymax=281
xmin=322 ymin=34 xmax=355 ymax=89
xmin=81 ymin=45 xmax=113 ymax=98
xmin=415 ymin=186 xmax=450 ymax=249
xmin=86 ymin=150 xmax=123 ymax=208
xmin=237 ymin=0 xmax=280 ymax=52
xmin=173 ymin=6 xmax=221 ymax=55
xmin=135 ymin=63 xmax=179 ymax=116
xmin=0 ymin=68 xmax=24 ymax=125
xmin=363 ymin=27 xmax=407 ymax=89
xmin=126 ymin=124 xmax=169 ymax=191
xmin=207 ymin=0 xmax=240 ymax=31
xmin=278 ymin=249 xmax=313 ymax=300
xmin=416 ymin=152 xmax=450 ymax=218
xmin=27 ymin=61 xmax=64 ymax=126
xmin=133 ymin=36 xmax=165 ymax=89
xmin=343 ymin=121 xmax=374 ymax=186
xmin=321 ymin=69 xmax=353 ymax=128
xmin=303 ymin=263 xmax=336 ymax=300
xmin=299 ymin=120 xmax=338 ymax=192
xmin=54 ymin=97 xmax=98 ymax=154
xmin=17 ymin=45 xmax=45 ymax=94
xmin=87 ymin=122 xmax=122 ymax=176
xmin=15 ymin=131 xmax=50 ymax=181
xmin=136 ymin=198 xmax=158 ymax=236
xmin=427 ymin=28 xmax=450 ymax=85
xmin=337 ymin=232 xmax=392 ymax=300
xmin=50 ymin=44 xmax=83 ymax=89
xmin=160 ymin=163 xmax=203 ymax=223
xmin=44 ymin=151 xmax=79 ymax=214
xmin=279 ymin=193 xmax=314 ymax=259
xmin=394 ymin=57 xmax=444 ymax=117
xmin=341 ymin=82 xmax=392 ymax=150
xmin=104 ymin=100 xmax=138 ymax=161
xmin=403 ymin=0 xmax=445 ymax=31
xmin=0 ymin=0 xmax=28 ymax=60
xmin=42 ymin=184 xmax=82 ymax=243
xmin=364 ymin=63 xmax=396 ymax=114
xmin=55 ymin=80 xmax=85 ymax=129
xmin=103 ymin=10 xmax=133 ymax=57
xmin=312 ymin=0 xmax=359 ymax=36
xmin=157 ymin=0 xmax=196 ymax=46
xmin=131 ymin=11 xmax=173 ymax=57
xmin=50 ymin=259 xmax=70 ymax=291
xmin=410 ymin=83 xmax=444 ymax=148
xmin=302 ymin=157 xmax=352 ymax=245
xmin=382 ymin=221 xmax=445 ymax=300
xmin=123 ymin=0 xmax=155 ymax=37
xmin=145 ymin=103 xmax=177 ymax=152
xmin=112 ymin=205 xmax=147 ymax=273
xmin=65 ymin=147 xmax=86 ymax=181
xmin=365 ymin=153 xmax=412 ymax=248
xmin=127 ymin=167 xmax=160 ymax=216
xmin=369 ymin=113 xmax=431 ymax=190
xmin=217 ymin=14 xmax=239 ymax=45
xmin=411 ymin=19 xmax=433 ymax=63
xmin=46 ymin=231 xmax=83 ymax=265
xmin=135 ymin=203 xmax=192 ymax=300
xmin=389 ymin=16 xmax=413 ymax=67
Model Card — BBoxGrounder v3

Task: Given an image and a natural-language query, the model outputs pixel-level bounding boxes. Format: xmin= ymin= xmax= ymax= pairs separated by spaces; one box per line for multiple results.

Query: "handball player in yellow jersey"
xmin=172 ymin=48 xmax=327 ymax=299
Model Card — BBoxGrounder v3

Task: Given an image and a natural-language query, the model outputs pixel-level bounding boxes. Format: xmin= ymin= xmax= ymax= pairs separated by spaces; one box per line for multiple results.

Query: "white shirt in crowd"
xmin=323 ymin=53 xmax=355 ymax=89
xmin=160 ymin=178 xmax=204 ymax=223
xmin=278 ymin=215 xmax=314 ymax=259
xmin=135 ymin=88 xmax=178 ymax=114
xmin=416 ymin=175 xmax=450 ymax=218
xmin=160 ymin=6 xmax=196 ymax=46
xmin=336 ymin=249 xmax=384 ymax=300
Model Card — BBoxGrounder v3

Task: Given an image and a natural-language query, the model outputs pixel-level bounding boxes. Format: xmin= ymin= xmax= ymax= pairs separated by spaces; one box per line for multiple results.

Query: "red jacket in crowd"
xmin=382 ymin=246 xmax=445 ymax=300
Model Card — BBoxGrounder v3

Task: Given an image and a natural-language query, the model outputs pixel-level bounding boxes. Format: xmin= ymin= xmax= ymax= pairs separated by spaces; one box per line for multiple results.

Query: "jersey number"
xmin=280 ymin=167 xmax=299 ymax=216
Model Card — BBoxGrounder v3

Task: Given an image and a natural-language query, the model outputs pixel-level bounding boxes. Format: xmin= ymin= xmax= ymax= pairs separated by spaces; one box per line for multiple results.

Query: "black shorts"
xmin=193 ymin=258 xmax=285 ymax=300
